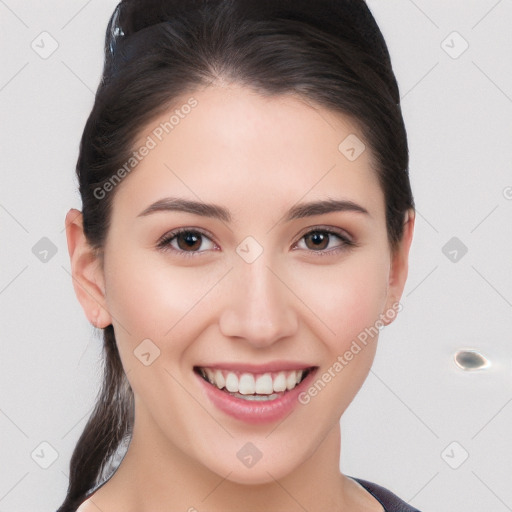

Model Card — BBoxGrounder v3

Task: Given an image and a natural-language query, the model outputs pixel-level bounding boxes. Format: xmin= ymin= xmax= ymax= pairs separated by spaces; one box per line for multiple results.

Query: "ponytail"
xmin=57 ymin=326 xmax=133 ymax=511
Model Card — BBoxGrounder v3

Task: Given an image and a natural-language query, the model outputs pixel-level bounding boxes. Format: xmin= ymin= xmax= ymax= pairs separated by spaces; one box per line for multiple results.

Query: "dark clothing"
xmin=350 ymin=477 xmax=422 ymax=512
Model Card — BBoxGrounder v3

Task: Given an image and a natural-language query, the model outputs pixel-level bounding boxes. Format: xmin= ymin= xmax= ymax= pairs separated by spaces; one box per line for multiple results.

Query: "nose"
xmin=218 ymin=257 xmax=299 ymax=349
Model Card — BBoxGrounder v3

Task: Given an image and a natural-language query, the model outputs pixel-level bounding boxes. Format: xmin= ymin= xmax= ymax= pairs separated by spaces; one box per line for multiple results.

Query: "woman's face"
xmin=68 ymin=84 xmax=413 ymax=485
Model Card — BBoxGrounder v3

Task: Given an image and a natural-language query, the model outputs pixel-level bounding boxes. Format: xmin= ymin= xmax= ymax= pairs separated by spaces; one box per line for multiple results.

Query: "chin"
xmin=202 ymin=453 xmax=301 ymax=486
xmin=221 ymin=466 xmax=289 ymax=486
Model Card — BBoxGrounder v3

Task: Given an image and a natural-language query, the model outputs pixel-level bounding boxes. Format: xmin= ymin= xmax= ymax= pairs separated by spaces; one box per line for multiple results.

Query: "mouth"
xmin=193 ymin=365 xmax=315 ymax=402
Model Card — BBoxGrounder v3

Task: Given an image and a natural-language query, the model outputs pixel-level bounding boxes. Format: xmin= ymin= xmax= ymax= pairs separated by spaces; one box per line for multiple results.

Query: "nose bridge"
xmin=218 ymin=253 xmax=298 ymax=347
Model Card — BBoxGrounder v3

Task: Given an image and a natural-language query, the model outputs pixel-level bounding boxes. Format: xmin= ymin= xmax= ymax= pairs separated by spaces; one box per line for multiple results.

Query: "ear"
xmin=381 ymin=209 xmax=415 ymax=326
xmin=65 ymin=208 xmax=112 ymax=328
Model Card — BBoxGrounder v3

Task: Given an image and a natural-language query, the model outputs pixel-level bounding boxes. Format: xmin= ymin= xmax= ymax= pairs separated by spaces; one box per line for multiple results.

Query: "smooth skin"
xmin=66 ymin=83 xmax=415 ymax=512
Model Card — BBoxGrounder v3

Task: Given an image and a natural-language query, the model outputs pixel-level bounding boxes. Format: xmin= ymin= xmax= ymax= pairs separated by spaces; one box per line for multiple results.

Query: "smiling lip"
xmin=196 ymin=361 xmax=313 ymax=373
xmin=194 ymin=362 xmax=318 ymax=424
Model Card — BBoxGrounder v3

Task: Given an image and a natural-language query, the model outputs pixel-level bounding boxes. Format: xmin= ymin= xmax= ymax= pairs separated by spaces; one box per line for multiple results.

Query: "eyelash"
xmin=156 ymin=226 xmax=356 ymax=258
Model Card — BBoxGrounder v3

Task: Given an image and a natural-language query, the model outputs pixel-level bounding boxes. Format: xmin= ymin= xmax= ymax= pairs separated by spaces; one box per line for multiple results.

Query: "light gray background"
xmin=1 ymin=1 xmax=511 ymax=511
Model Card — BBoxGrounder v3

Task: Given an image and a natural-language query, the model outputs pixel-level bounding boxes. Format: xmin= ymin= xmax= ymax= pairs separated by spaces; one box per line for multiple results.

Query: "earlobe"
xmin=65 ymin=208 xmax=112 ymax=328
xmin=382 ymin=209 xmax=415 ymax=326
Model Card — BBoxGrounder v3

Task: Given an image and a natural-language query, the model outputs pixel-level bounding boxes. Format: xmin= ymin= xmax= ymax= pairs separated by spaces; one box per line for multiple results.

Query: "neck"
xmin=97 ymin=402 xmax=353 ymax=512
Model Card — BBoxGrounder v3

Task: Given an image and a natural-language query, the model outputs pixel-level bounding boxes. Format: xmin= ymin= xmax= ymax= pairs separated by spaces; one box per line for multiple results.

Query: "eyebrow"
xmin=137 ymin=197 xmax=370 ymax=223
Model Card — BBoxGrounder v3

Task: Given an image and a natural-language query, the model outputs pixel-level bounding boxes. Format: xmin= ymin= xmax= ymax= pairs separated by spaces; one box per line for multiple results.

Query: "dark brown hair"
xmin=58 ymin=1 xmax=414 ymax=509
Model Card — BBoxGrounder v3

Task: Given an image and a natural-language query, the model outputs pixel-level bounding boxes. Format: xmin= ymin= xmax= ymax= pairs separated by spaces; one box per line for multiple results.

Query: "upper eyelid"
xmin=157 ymin=226 xmax=216 ymax=245
xmin=295 ymin=225 xmax=352 ymax=241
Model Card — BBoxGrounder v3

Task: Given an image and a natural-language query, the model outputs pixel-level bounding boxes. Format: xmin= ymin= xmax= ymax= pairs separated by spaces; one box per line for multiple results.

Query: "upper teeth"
xmin=199 ymin=368 xmax=305 ymax=395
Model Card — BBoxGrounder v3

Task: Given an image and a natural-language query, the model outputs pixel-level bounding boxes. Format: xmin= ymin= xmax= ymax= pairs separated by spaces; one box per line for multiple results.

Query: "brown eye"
xmin=296 ymin=228 xmax=354 ymax=254
xmin=157 ymin=229 xmax=216 ymax=256
xmin=303 ymin=231 xmax=330 ymax=250
xmin=175 ymin=231 xmax=202 ymax=251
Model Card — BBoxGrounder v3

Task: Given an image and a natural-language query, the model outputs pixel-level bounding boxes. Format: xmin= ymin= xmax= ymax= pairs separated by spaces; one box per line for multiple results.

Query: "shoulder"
xmin=349 ymin=477 xmax=423 ymax=512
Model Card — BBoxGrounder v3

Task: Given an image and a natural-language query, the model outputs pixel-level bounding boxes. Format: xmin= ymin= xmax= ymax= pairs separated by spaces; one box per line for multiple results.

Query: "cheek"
xmin=293 ymin=256 xmax=390 ymax=418
xmin=102 ymin=249 xmax=232 ymax=388
xmin=102 ymin=252 xmax=213 ymax=418
xmin=290 ymin=252 xmax=390 ymax=355
xmin=104 ymin=250 xmax=218 ymax=338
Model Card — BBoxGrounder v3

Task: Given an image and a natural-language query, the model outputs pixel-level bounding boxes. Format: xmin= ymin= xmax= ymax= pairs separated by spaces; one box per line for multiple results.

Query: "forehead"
xmin=111 ymin=84 xmax=385 ymax=224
